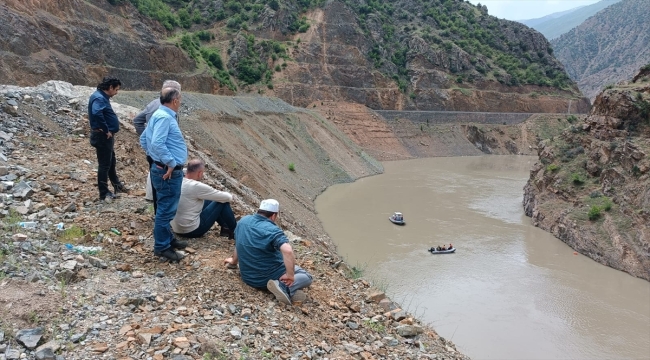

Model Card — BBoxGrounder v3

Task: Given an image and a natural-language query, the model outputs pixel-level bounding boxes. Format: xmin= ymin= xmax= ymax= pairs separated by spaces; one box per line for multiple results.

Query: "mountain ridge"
xmin=550 ymin=0 xmax=650 ymax=101
xmin=519 ymin=0 xmax=621 ymax=40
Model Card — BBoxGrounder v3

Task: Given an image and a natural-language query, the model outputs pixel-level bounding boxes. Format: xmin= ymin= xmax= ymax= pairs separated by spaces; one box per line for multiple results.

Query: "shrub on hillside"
xmin=588 ymin=206 xmax=601 ymax=220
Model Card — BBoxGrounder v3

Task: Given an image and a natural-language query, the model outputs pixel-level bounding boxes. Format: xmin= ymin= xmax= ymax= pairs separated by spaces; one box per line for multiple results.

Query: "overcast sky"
xmin=467 ymin=0 xmax=602 ymax=21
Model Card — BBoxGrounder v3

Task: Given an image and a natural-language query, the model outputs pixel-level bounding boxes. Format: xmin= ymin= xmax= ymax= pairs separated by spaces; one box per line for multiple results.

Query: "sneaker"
xmin=291 ymin=290 xmax=307 ymax=303
xmin=100 ymin=192 xmax=119 ymax=203
xmin=267 ymin=280 xmax=291 ymax=305
xmin=154 ymin=248 xmax=185 ymax=262
xmin=114 ymin=183 xmax=129 ymax=194
xmin=170 ymin=238 xmax=188 ymax=250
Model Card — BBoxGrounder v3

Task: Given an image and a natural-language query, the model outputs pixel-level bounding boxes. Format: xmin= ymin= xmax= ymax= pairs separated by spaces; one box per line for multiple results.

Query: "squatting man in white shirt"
xmin=171 ymin=158 xmax=236 ymax=239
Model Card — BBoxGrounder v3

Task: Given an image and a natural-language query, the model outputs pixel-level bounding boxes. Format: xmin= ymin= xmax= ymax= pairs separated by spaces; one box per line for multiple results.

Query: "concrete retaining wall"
xmin=374 ymin=110 xmax=533 ymax=125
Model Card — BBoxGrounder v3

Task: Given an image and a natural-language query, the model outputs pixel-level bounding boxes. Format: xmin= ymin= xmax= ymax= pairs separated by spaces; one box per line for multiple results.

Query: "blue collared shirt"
xmin=234 ymin=214 xmax=289 ymax=288
xmin=140 ymin=105 xmax=187 ymax=168
xmin=88 ymin=90 xmax=119 ymax=133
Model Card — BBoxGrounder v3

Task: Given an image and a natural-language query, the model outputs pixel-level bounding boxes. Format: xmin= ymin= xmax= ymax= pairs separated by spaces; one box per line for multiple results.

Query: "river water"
xmin=315 ymin=156 xmax=650 ymax=359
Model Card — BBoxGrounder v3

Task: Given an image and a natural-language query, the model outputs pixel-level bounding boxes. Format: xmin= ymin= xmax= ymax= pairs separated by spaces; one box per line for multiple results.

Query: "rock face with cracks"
xmin=523 ymin=68 xmax=650 ymax=281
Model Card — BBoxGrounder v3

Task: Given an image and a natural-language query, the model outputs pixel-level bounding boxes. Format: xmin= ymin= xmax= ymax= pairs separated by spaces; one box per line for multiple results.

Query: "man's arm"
xmin=134 ymin=99 xmax=160 ymax=136
xmin=133 ymin=110 xmax=147 ymax=136
xmin=279 ymin=243 xmax=296 ymax=286
xmin=91 ymin=97 xmax=110 ymax=134
xmin=196 ymin=182 xmax=234 ymax=203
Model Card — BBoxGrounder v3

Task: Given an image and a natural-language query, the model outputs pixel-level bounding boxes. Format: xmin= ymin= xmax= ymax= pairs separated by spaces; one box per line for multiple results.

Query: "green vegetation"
xmin=120 ymin=0 xmax=323 ymax=32
xmin=59 ymin=226 xmax=85 ymax=242
xmin=546 ymin=163 xmax=559 ymax=172
xmin=588 ymin=205 xmax=602 ymax=220
xmin=634 ymin=92 xmax=650 ymax=123
xmin=571 ymin=172 xmax=585 ymax=185
xmin=3 ymin=209 xmax=21 ymax=232
xmin=288 ymin=163 xmax=295 ymax=171
xmin=363 ymin=319 xmax=386 ymax=333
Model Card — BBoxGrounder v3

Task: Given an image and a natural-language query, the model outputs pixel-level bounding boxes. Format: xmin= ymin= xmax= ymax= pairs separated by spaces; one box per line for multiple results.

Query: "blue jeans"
xmin=150 ymin=164 xmax=184 ymax=253
xmin=279 ymin=266 xmax=313 ymax=298
xmin=177 ymin=201 xmax=237 ymax=238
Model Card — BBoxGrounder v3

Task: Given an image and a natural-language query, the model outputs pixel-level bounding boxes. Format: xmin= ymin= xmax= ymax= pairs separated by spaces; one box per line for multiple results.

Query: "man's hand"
xmin=279 ymin=273 xmax=294 ymax=287
xmin=162 ymin=166 xmax=174 ymax=180
xmin=106 ymin=131 xmax=113 ymax=139
xmin=224 ymin=257 xmax=238 ymax=269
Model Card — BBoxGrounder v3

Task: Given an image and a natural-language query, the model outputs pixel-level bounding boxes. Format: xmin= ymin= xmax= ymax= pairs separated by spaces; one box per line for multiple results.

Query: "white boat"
xmin=389 ymin=212 xmax=405 ymax=225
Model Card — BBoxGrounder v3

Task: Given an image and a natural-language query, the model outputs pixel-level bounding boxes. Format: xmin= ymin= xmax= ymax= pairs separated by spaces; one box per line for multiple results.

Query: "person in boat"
xmin=449 ymin=243 xmax=453 ymax=249
xmin=441 ymin=245 xmax=447 ymax=251
xmin=436 ymin=246 xmax=441 ymax=251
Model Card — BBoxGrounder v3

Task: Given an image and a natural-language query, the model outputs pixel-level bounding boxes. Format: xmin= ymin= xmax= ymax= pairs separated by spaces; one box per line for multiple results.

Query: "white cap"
xmin=259 ymin=199 xmax=280 ymax=213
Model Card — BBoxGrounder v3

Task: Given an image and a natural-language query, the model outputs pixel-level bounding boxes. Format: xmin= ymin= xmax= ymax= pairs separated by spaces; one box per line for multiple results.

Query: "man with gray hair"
xmin=140 ymin=87 xmax=187 ymax=262
xmin=133 ymin=80 xmax=182 ymax=211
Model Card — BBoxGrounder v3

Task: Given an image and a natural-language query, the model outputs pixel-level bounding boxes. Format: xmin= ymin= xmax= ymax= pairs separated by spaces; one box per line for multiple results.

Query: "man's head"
xmin=97 ymin=77 xmax=121 ymax=97
xmin=257 ymin=199 xmax=280 ymax=221
xmin=160 ymin=87 xmax=181 ymax=112
xmin=186 ymin=158 xmax=205 ymax=180
xmin=161 ymin=80 xmax=181 ymax=92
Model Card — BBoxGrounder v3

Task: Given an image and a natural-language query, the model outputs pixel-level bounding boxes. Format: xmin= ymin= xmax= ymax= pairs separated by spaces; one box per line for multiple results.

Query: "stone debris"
xmin=15 ymin=328 xmax=43 ymax=349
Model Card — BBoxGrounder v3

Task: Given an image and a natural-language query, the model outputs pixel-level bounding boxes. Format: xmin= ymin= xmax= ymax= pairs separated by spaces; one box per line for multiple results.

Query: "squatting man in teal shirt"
xmin=224 ymin=199 xmax=313 ymax=305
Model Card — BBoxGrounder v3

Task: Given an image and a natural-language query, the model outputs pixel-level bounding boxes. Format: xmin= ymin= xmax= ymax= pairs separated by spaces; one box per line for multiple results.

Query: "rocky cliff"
xmin=551 ymin=0 xmax=650 ymax=101
xmin=0 ymin=0 xmax=590 ymax=113
xmin=523 ymin=66 xmax=650 ymax=280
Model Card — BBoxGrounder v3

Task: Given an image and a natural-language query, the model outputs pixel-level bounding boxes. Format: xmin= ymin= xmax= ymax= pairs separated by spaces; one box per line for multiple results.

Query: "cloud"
xmin=467 ymin=0 xmax=601 ymax=21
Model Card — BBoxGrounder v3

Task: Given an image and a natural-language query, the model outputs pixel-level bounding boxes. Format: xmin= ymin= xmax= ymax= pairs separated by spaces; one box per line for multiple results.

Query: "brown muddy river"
xmin=315 ymin=156 xmax=650 ymax=359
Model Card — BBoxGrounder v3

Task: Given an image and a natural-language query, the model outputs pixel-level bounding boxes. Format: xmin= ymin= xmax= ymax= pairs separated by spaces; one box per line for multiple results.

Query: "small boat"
xmin=389 ymin=212 xmax=405 ymax=225
xmin=428 ymin=247 xmax=456 ymax=254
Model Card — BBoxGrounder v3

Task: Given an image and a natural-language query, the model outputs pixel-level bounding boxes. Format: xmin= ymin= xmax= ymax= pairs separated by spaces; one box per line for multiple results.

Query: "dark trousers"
xmin=177 ymin=201 xmax=237 ymax=238
xmin=146 ymin=155 xmax=158 ymax=214
xmin=90 ymin=132 xmax=120 ymax=198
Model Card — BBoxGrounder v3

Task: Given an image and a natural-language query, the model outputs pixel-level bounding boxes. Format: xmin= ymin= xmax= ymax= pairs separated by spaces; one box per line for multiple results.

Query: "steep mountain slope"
xmin=523 ymin=65 xmax=650 ymax=280
xmin=0 ymin=0 xmax=225 ymax=93
xmin=551 ymin=0 xmax=650 ymax=101
xmin=0 ymin=0 xmax=589 ymax=113
xmin=520 ymin=0 xmax=621 ymax=40
xmin=520 ymin=6 xmax=585 ymax=29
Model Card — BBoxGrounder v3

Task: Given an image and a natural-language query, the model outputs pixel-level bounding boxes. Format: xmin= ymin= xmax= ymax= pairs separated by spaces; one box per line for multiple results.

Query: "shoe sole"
xmin=267 ymin=280 xmax=291 ymax=305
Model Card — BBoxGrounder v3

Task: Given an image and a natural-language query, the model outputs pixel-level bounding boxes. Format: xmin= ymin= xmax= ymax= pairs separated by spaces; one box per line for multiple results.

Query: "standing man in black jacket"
xmin=88 ymin=77 xmax=127 ymax=201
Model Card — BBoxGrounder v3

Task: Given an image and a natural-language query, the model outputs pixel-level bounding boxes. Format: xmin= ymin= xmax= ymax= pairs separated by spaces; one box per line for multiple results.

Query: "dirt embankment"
xmin=306 ymin=100 xmax=580 ymax=161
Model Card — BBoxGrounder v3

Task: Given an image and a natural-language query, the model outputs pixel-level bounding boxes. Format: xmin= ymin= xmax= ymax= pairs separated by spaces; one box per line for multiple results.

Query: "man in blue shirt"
xmin=132 ymin=80 xmax=182 ymax=213
xmin=224 ymin=199 xmax=313 ymax=305
xmin=140 ymin=87 xmax=188 ymax=261
xmin=88 ymin=77 xmax=127 ymax=201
